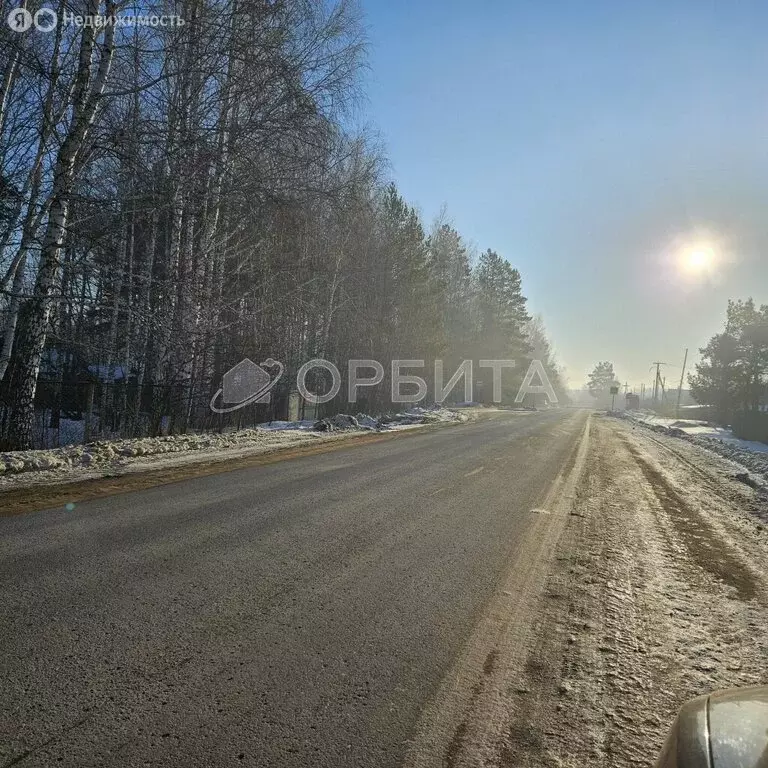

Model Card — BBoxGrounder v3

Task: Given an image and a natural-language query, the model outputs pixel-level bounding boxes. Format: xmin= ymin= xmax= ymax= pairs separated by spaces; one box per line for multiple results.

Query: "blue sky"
xmin=360 ymin=0 xmax=768 ymax=390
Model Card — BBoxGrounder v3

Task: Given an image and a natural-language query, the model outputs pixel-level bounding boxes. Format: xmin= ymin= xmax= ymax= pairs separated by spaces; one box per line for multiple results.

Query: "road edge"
xmin=0 ymin=419 xmax=471 ymax=517
xmin=403 ymin=413 xmax=592 ymax=768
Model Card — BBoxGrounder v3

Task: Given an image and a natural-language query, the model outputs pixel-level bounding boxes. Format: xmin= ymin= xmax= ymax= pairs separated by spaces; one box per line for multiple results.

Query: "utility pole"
xmin=651 ymin=363 xmax=661 ymax=403
xmin=650 ymin=362 xmax=669 ymax=407
xmin=676 ymin=348 xmax=688 ymax=418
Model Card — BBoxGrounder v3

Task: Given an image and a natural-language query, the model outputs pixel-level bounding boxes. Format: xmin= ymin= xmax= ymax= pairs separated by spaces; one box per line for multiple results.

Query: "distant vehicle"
xmin=626 ymin=393 xmax=641 ymax=410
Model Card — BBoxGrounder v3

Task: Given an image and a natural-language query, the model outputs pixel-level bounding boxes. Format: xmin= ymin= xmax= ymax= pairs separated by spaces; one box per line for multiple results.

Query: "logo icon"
xmin=209 ymin=358 xmax=284 ymax=413
xmin=7 ymin=7 xmax=33 ymax=31
xmin=34 ymin=7 xmax=57 ymax=31
xmin=6 ymin=6 xmax=57 ymax=31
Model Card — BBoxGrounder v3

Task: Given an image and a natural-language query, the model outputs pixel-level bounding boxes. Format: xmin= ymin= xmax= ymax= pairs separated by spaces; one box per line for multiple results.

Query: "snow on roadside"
xmin=503 ymin=418 xmax=768 ymax=768
xmin=627 ymin=411 xmax=768 ymax=451
xmin=622 ymin=410 xmax=768 ymax=486
xmin=0 ymin=406 xmax=468 ymax=488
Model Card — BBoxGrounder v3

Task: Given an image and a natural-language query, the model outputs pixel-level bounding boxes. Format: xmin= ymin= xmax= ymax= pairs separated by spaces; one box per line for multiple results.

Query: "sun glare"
xmin=680 ymin=244 xmax=716 ymax=276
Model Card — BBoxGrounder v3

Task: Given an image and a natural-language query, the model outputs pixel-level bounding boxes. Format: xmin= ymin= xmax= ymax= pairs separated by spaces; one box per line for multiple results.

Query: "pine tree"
xmin=690 ymin=298 xmax=768 ymax=421
xmin=474 ymin=249 xmax=530 ymax=360
xmin=587 ymin=362 xmax=618 ymax=400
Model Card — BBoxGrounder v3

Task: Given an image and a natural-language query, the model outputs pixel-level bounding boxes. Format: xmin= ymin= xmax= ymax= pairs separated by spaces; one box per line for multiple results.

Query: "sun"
xmin=681 ymin=244 xmax=716 ymax=276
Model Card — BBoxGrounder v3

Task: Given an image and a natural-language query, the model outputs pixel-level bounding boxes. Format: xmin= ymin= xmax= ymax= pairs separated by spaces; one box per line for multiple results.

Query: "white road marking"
xmin=464 ymin=467 xmax=485 ymax=478
xmin=316 ymin=463 xmax=355 ymax=473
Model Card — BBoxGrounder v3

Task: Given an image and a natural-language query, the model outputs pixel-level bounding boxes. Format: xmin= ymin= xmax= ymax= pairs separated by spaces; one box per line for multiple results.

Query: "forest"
xmin=0 ymin=0 xmax=565 ymax=450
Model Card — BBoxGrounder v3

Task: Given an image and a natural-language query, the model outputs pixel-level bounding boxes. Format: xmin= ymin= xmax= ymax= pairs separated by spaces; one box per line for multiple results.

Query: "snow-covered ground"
xmin=498 ymin=416 xmax=768 ymax=768
xmin=622 ymin=409 xmax=768 ymax=485
xmin=627 ymin=411 xmax=768 ymax=451
xmin=0 ymin=406 xmax=468 ymax=488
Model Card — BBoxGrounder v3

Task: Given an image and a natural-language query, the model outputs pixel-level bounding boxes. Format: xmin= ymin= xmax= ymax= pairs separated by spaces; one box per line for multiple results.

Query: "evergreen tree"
xmin=587 ymin=362 xmax=618 ymax=401
xmin=690 ymin=299 xmax=768 ymax=421
xmin=426 ymin=222 xmax=473 ymax=357
xmin=525 ymin=315 xmax=568 ymax=404
xmin=474 ymin=249 xmax=530 ymax=360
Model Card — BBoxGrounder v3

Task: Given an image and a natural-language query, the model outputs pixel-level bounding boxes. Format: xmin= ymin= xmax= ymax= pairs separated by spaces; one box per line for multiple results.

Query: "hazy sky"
xmin=361 ymin=0 xmax=768 ymax=391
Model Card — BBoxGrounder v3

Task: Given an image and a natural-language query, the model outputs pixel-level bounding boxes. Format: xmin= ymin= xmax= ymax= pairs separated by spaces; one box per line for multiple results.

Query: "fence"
xmin=0 ymin=377 xmax=306 ymax=450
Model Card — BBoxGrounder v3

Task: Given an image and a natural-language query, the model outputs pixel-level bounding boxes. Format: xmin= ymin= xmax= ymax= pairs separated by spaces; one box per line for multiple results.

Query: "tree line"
xmin=690 ymin=298 xmax=768 ymax=439
xmin=0 ymin=0 xmax=565 ymax=450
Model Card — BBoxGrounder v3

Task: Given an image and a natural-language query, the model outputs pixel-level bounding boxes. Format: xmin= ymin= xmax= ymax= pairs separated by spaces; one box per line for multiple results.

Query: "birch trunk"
xmin=0 ymin=0 xmax=28 ymax=153
xmin=132 ymin=208 xmax=158 ymax=436
xmin=99 ymin=212 xmax=128 ymax=436
xmin=7 ymin=1 xmax=117 ymax=449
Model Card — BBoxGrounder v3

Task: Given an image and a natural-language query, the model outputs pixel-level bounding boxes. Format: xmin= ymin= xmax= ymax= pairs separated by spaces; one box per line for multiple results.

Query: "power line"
xmin=649 ymin=362 xmax=671 ymax=404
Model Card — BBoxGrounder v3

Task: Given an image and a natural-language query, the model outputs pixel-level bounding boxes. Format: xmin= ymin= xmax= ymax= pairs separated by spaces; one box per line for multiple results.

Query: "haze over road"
xmin=1 ymin=410 xmax=588 ymax=767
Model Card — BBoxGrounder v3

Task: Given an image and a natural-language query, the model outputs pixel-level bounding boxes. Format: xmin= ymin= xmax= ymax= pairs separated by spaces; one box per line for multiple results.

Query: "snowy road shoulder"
xmin=0 ymin=407 xmax=469 ymax=493
xmin=621 ymin=410 xmax=768 ymax=487
xmin=469 ymin=414 xmax=768 ymax=768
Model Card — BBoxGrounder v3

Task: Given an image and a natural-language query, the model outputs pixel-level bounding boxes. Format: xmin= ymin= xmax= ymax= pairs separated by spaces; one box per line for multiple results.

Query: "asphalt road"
xmin=0 ymin=409 xmax=588 ymax=768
